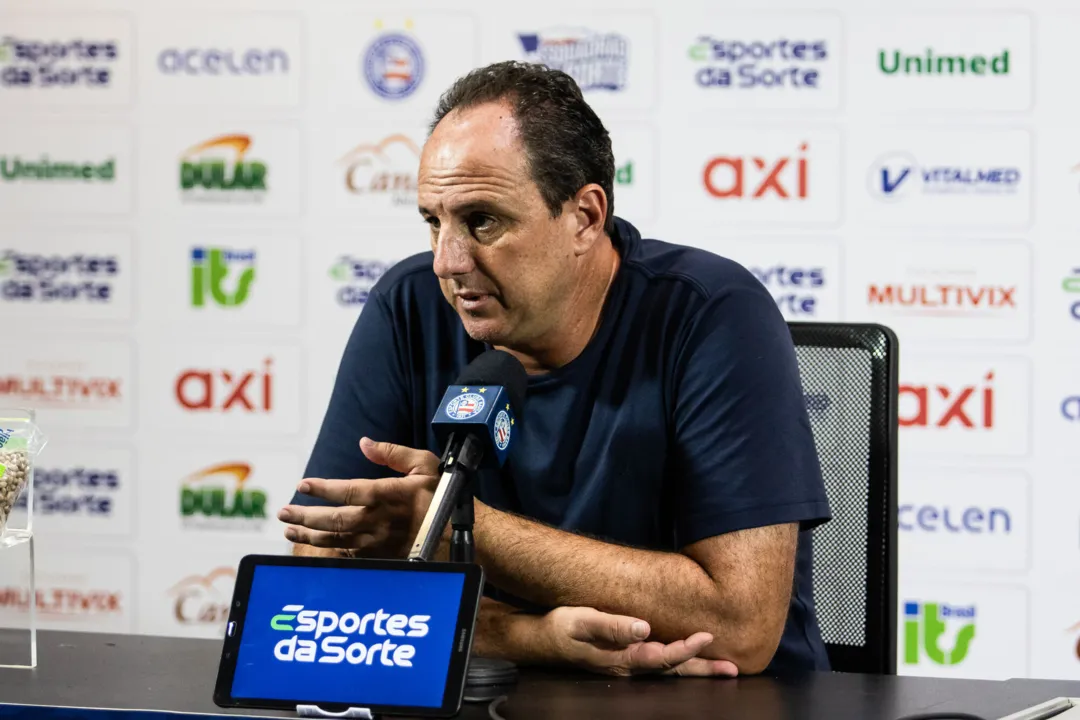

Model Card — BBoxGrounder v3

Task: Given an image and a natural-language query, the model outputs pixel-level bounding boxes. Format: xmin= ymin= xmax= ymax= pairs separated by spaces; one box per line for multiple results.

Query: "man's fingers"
xmin=360 ymin=437 xmax=438 ymax=476
xmin=277 ymin=504 xmax=374 ymax=533
xmin=663 ymin=657 xmax=740 ymax=678
xmin=294 ymin=477 xmax=414 ymax=507
xmin=283 ymin=524 xmax=363 ymax=549
xmin=626 ymin=632 xmax=714 ymax=673
xmin=569 ymin=608 xmax=650 ymax=648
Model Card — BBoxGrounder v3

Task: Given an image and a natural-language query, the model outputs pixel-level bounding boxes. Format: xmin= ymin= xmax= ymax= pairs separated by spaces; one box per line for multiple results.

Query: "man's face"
xmin=417 ymin=101 xmax=579 ymax=348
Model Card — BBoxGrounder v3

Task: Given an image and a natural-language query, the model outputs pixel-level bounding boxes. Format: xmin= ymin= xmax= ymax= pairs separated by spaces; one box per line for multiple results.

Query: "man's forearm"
xmin=471 ymin=597 xmax=553 ymax=665
xmin=472 ymin=501 xmax=783 ymax=672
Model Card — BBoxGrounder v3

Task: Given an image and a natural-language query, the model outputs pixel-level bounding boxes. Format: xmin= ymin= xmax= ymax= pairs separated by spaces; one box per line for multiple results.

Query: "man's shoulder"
xmin=618 ymin=221 xmax=767 ymax=305
xmin=370 ymin=250 xmax=441 ymax=305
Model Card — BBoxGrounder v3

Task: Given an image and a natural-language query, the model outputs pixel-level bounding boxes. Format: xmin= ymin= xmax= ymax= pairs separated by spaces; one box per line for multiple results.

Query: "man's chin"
xmin=459 ymin=316 xmax=511 ymax=346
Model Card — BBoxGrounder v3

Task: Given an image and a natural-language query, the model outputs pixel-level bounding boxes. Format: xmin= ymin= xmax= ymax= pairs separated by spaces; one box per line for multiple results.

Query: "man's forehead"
xmin=421 ymin=103 xmax=524 ymax=173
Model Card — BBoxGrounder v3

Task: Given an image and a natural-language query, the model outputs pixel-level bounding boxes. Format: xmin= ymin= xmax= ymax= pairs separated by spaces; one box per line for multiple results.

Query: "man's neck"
xmin=498 ymin=239 xmax=621 ymax=375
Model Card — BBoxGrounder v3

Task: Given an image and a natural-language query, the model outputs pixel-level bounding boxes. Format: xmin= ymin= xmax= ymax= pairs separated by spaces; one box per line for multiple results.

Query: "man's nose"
xmin=432 ymin=229 xmax=475 ymax=279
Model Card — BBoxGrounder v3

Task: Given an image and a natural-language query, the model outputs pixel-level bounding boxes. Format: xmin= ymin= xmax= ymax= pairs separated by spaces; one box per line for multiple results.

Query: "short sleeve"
xmin=670 ymin=278 xmax=831 ymax=548
xmin=290 ymin=289 xmax=413 ymax=507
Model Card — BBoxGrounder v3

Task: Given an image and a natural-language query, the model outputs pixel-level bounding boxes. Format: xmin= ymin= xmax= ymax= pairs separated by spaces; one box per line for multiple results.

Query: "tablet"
xmin=212 ymin=554 xmax=484 ymax=717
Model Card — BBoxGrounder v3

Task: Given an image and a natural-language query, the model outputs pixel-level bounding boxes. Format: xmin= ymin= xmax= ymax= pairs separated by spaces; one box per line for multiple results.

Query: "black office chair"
xmin=787 ymin=322 xmax=899 ymax=675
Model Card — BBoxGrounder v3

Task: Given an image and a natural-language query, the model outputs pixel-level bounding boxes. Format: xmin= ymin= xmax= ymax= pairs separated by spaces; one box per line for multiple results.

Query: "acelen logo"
xmin=270 ymin=605 xmax=429 ymax=667
xmin=0 ymin=250 xmax=119 ymax=303
xmin=749 ymin=264 xmax=825 ymax=316
xmin=689 ymin=36 xmax=827 ymax=89
xmin=1065 ymin=268 xmax=1080 ymax=321
xmin=899 ymin=503 xmax=1011 ymax=535
xmin=168 ymin=567 xmax=235 ymax=628
xmin=174 ymin=358 xmax=273 ymax=413
xmin=329 ymin=256 xmax=395 ymax=307
xmin=900 ymin=371 xmax=994 ymax=430
xmin=179 ymin=462 xmax=267 ymax=528
xmin=337 ymin=134 xmax=419 ymax=206
xmin=0 ymin=36 xmax=120 ymax=88
xmin=518 ymin=28 xmax=629 ymax=92
xmin=191 ymin=247 xmax=255 ymax=308
xmin=703 ymin=142 xmax=809 ymax=200
xmin=904 ymin=601 xmax=976 ymax=667
xmin=158 ymin=47 xmax=289 ymax=76
xmin=180 ymin=134 xmax=267 ymax=202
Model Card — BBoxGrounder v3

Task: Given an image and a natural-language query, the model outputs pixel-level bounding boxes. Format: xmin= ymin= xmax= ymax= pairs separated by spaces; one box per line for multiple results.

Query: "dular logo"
xmin=179 ymin=462 xmax=267 ymax=530
xmin=703 ymin=143 xmax=809 ymax=200
xmin=168 ymin=567 xmax=236 ymax=629
xmin=180 ymin=134 xmax=267 ymax=204
xmin=174 ymin=358 xmax=273 ymax=413
xmin=337 ymin=135 xmax=419 ymax=207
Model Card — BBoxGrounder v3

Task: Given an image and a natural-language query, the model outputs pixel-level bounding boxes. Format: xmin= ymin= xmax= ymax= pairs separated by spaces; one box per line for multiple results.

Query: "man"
xmin=279 ymin=61 xmax=831 ymax=678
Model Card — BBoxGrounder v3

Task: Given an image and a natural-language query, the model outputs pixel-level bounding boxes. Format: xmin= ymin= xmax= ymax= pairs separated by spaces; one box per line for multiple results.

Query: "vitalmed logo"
xmin=0 ymin=154 xmax=115 ymax=184
xmin=337 ymin=134 xmax=418 ymax=208
xmin=174 ymin=358 xmax=273 ymax=414
xmin=329 ymin=256 xmax=395 ymax=307
xmin=518 ymin=27 xmax=628 ymax=92
xmin=180 ymin=462 xmax=267 ymax=530
xmin=158 ymin=47 xmax=289 ymax=76
xmin=180 ymin=134 xmax=267 ymax=203
xmin=270 ymin=605 xmax=429 ymax=667
xmin=168 ymin=567 xmax=235 ymax=630
xmin=750 ymin=264 xmax=826 ymax=317
xmin=363 ymin=22 xmax=424 ymax=100
xmin=0 ymin=250 xmax=119 ymax=304
xmin=0 ymin=36 xmax=119 ymax=88
xmin=897 ymin=356 xmax=1029 ymax=456
xmin=904 ymin=601 xmax=976 ymax=667
xmin=191 ymin=247 xmax=256 ymax=308
xmin=869 ymin=152 xmax=1022 ymax=201
xmin=690 ymin=36 xmax=827 ymax=90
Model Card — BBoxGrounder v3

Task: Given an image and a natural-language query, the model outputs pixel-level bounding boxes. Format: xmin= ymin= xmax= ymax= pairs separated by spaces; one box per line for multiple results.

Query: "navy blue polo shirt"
xmin=294 ymin=216 xmax=832 ymax=673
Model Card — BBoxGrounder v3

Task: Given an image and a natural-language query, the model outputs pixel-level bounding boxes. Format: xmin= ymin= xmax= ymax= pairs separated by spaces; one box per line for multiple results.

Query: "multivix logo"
xmin=904 ymin=601 xmax=976 ymax=666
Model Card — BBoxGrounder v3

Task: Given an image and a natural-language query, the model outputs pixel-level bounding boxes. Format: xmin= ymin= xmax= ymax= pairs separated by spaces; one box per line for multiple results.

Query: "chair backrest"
xmin=787 ymin=322 xmax=899 ymax=674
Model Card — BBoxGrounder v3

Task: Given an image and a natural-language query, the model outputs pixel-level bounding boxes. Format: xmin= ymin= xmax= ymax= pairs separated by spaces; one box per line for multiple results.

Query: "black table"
xmin=1 ymin=630 xmax=1078 ymax=719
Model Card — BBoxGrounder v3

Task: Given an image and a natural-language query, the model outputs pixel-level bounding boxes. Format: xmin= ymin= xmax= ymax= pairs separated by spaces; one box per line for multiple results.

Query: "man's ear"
xmin=570 ymin=183 xmax=608 ymax=255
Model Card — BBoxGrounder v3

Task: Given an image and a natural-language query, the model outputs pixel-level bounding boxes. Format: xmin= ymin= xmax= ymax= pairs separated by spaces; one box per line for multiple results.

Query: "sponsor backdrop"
xmin=0 ymin=0 xmax=1075 ymax=682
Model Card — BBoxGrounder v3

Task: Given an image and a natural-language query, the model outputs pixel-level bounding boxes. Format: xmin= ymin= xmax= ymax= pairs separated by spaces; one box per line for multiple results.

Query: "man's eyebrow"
xmin=418 ymin=199 xmax=502 ymax=218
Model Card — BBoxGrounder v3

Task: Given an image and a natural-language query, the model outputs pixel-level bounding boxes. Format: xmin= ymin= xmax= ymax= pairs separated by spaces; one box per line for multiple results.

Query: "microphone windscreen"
xmin=454 ymin=350 xmax=528 ymax=419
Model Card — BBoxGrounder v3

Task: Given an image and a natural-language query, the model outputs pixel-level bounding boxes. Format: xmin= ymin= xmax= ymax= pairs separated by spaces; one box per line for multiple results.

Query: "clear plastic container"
xmin=0 ymin=408 xmax=46 ymax=542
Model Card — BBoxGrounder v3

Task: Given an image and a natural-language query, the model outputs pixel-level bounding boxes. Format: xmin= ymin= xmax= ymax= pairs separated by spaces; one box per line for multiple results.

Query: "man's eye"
xmin=424 ymin=216 xmax=440 ymax=230
xmin=468 ymin=214 xmax=494 ymax=233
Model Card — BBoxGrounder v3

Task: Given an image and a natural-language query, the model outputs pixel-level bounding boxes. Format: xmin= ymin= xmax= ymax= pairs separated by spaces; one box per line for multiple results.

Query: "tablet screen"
xmin=229 ymin=564 xmax=467 ymax=710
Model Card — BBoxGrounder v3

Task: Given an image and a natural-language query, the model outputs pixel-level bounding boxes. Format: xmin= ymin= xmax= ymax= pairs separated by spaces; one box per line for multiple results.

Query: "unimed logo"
xmin=703 ymin=143 xmax=809 ymax=199
xmin=174 ymin=359 xmax=273 ymax=413
xmin=904 ymin=601 xmax=976 ymax=666
xmin=899 ymin=372 xmax=994 ymax=429
xmin=270 ymin=605 xmax=429 ymax=667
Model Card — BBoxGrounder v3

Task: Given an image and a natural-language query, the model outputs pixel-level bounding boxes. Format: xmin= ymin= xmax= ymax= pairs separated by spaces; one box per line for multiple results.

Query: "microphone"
xmin=407 ymin=349 xmax=527 ymax=562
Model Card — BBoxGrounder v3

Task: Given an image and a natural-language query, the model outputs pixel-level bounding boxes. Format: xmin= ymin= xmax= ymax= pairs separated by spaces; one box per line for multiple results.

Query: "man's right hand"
xmin=542 ymin=606 xmax=739 ymax=678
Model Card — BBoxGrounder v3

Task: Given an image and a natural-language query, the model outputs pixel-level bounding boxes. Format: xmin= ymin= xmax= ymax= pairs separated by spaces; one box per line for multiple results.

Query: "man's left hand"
xmin=277 ymin=438 xmax=439 ymax=558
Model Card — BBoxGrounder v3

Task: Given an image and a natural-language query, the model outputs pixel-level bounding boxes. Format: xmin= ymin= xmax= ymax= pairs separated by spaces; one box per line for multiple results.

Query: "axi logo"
xmin=518 ymin=28 xmax=628 ymax=92
xmin=174 ymin=359 xmax=273 ymax=413
xmin=689 ymin=37 xmax=827 ymax=89
xmin=270 ymin=605 xmax=429 ymax=667
xmin=180 ymin=134 xmax=267 ymax=203
xmin=899 ymin=372 xmax=994 ymax=429
xmin=904 ymin=601 xmax=976 ymax=666
xmin=329 ymin=256 xmax=395 ymax=307
xmin=0 ymin=250 xmax=118 ymax=303
xmin=180 ymin=462 xmax=266 ymax=529
xmin=703 ymin=143 xmax=809 ymax=200
xmin=868 ymin=285 xmax=1017 ymax=312
xmin=191 ymin=247 xmax=255 ymax=308
xmin=0 ymin=37 xmax=119 ymax=88
xmin=1064 ymin=268 xmax=1080 ymax=321
xmin=363 ymin=20 xmax=424 ymax=100
xmin=338 ymin=134 xmax=419 ymax=206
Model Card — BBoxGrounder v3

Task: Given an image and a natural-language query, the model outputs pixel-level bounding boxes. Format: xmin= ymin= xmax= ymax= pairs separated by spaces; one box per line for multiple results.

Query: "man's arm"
xmin=472 ymin=505 xmax=797 ymax=674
